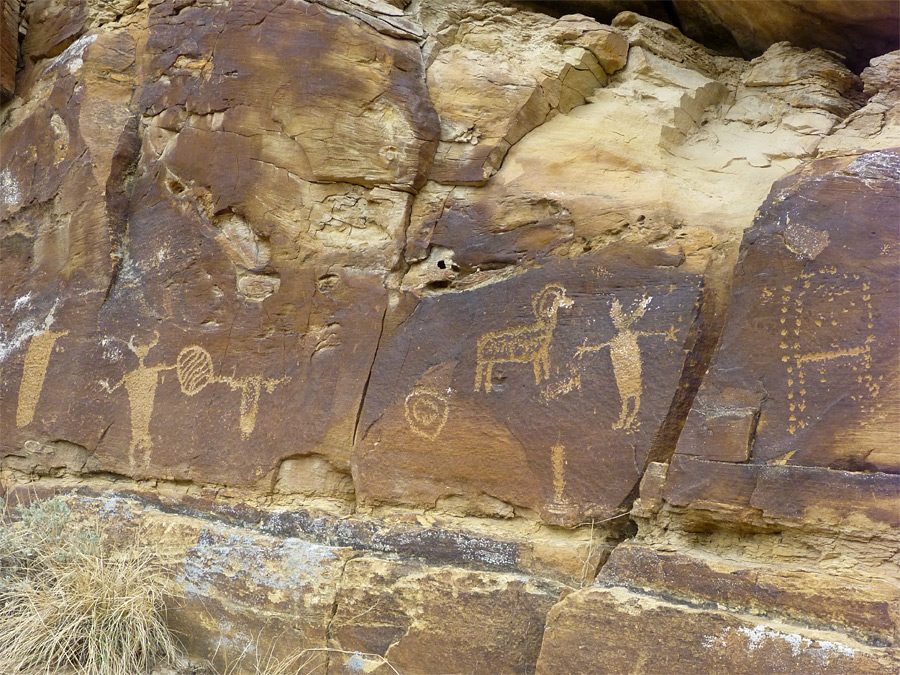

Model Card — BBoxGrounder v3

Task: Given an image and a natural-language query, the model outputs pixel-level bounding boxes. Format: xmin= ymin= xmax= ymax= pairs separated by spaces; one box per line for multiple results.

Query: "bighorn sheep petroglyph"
xmin=475 ymin=283 xmax=573 ymax=393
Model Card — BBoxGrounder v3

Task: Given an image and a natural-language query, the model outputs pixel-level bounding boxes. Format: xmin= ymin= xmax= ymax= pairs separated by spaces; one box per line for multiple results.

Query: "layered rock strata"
xmin=1 ymin=1 xmax=898 ymax=673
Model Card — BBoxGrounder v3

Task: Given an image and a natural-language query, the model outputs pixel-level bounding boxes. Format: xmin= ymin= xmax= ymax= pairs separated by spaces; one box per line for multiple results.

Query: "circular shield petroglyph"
xmin=404 ymin=387 xmax=449 ymax=441
xmin=176 ymin=345 xmax=214 ymax=396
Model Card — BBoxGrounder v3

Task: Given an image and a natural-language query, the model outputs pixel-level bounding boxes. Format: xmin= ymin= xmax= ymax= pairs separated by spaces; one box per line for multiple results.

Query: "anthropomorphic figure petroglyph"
xmin=100 ymin=339 xmax=289 ymax=463
xmin=475 ymin=283 xmax=573 ymax=393
xmin=576 ymin=296 xmax=674 ymax=432
xmin=101 ymin=333 xmax=171 ymax=470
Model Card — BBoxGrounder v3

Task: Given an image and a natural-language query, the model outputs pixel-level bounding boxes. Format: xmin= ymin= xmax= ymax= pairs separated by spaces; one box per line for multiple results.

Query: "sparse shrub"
xmin=0 ymin=496 xmax=184 ymax=674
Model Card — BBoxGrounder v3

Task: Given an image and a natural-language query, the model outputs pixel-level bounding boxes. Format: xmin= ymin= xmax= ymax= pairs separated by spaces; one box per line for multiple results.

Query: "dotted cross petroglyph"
xmin=775 ymin=268 xmax=881 ymax=435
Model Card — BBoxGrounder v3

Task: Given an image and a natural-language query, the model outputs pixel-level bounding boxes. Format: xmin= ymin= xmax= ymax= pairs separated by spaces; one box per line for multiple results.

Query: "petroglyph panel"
xmin=354 ymin=247 xmax=704 ymax=525
xmin=174 ymin=344 xmax=289 ymax=438
xmin=91 ymin=337 xmax=293 ymax=472
xmin=0 ymin=269 xmax=387 ymax=486
xmin=677 ymin=149 xmax=900 ymax=472
xmin=1 ymin=0 xmax=415 ymax=484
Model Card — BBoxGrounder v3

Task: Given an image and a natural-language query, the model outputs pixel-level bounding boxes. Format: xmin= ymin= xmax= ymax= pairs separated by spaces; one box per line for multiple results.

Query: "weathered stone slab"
xmin=354 ymin=246 xmax=703 ymax=524
xmin=424 ymin=6 xmax=626 ymax=185
xmin=1 ymin=21 xmax=146 ymax=469
xmin=141 ymin=0 xmax=437 ymax=190
xmin=327 ymin=557 xmax=565 ymax=675
xmin=661 ymin=455 xmax=900 ymax=534
xmin=0 ymin=0 xmax=17 ymax=99
xmin=1 ymin=477 xmax=603 ymax=596
xmin=676 ymin=149 xmax=900 ymax=472
xmin=169 ymin=521 xmax=351 ymax=672
xmin=12 ymin=490 xmax=352 ymax=675
xmin=536 ymin=586 xmax=899 ymax=675
xmin=0 ymin=266 xmax=386 ymax=485
xmin=0 ymin=24 xmax=139 ymax=288
xmin=600 ymin=541 xmax=900 ymax=645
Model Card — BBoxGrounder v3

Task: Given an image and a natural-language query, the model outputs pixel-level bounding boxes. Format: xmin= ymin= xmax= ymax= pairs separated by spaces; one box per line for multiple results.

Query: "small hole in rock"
xmin=316 ymin=274 xmax=339 ymax=293
xmin=437 ymin=260 xmax=447 ymax=269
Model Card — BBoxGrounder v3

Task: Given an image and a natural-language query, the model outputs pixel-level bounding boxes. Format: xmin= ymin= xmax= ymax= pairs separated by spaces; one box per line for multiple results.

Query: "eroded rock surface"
xmin=537 ymin=586 xmax=898 ymax=675
xmin=677 ymin=149 xmax=900 ymax=471
xmin=1 ymin=1 xmax=898 ymax=673
xmin=328 ymin=557 xmax=564 ymax=673
xmin=522 ymin=0 xmax=900 ymax=72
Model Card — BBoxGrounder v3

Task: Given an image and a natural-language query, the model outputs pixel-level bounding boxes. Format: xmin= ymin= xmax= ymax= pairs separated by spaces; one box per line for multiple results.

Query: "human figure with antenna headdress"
xmin=576 ymin=295 xmax=675 ymax=432
xmin=100 ymin=332 xmax=173 ymax=470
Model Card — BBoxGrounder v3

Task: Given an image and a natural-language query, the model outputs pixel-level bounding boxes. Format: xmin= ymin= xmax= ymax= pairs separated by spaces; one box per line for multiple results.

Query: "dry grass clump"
xmin=233 ymin=648 xmax=327 ymax=675
xmin=0 ymin=497 xmax=183 ymax=675
xmin=215 ymin=639 xmax=400 ymax=675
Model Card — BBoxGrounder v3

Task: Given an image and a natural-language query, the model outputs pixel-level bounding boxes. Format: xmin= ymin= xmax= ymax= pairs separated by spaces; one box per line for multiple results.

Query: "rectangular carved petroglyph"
xmin=549 ymin=443 xmax=568 ymax=512
xmin=16 ymin=330 xmax=68 ymax=428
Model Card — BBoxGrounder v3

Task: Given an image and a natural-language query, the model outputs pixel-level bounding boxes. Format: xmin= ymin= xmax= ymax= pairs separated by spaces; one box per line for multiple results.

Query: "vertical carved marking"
xmin=551 ymin=443 xmax=567 ymax=506
xmin=16 ymin=330 xmax=68 ymax=427
xmin=124 ymin=366 xmax=162 ymax=467
xmin=238 ymin=377 xmax=262 ymax=439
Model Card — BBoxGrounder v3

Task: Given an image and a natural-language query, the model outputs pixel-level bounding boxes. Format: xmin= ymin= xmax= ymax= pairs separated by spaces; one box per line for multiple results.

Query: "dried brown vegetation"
xmin=0 ymin=498 xmax=183 ymax=675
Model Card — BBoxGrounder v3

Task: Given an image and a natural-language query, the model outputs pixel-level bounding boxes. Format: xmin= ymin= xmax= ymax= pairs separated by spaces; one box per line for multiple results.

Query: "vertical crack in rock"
xmin=352 ymin=302 xmax=388 ymax=449
xmin=642 ymin=280 xmax=727 ymax=473
xmin=100 ymin=112 xmax=142 ymax=311
xmin=323 ymin=553 xmax=362 ymax=674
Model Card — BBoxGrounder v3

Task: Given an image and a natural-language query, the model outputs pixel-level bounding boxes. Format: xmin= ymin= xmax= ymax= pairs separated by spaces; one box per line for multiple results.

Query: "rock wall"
xmin=1 ymin=1 xmax=898 ymax=673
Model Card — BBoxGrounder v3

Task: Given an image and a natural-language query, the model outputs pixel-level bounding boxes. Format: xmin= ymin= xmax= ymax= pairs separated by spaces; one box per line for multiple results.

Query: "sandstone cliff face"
xmin=1 ymin=1 xmax=898 ymax=673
